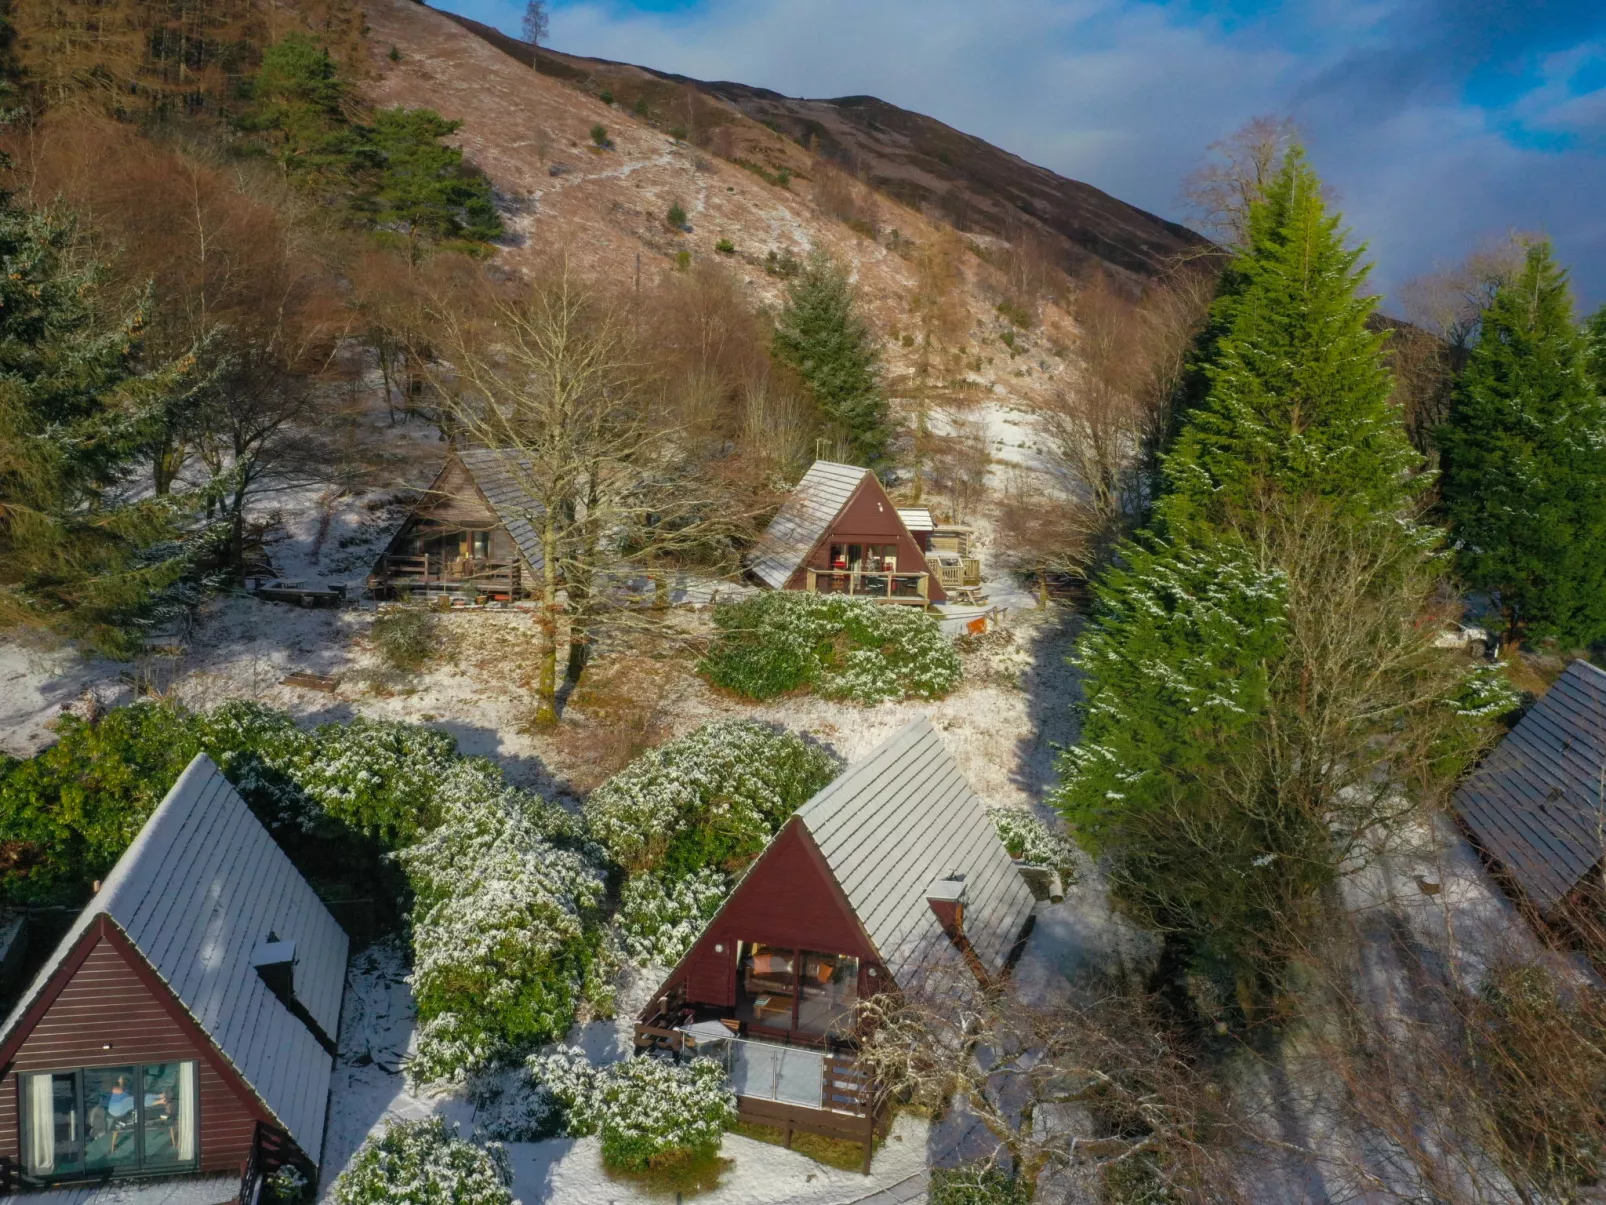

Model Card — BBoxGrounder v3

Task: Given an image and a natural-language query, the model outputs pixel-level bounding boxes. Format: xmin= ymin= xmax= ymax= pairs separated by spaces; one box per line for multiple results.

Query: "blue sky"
xmin=435 ymin=0 xmax=1606 ymax=312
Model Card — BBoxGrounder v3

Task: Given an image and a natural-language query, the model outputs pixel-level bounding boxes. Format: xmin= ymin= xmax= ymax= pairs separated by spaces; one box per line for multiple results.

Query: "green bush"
xmin=371 ymin=607 xmax=440 ymax=673
xmin=667 ymin=201 xmax=688 ymax=229
xmin=329 ymin=1118 xmax=513 ymax=1205
xmin=398 ymin=767 xmax=605 ymax=1085
xmin=528 ymin=1048 xmax=736 ymax=1171
xmin=633 ymin=95 xmax=649 ymax=117
xmin=599 ymin=89 xmax=614 ymax=105
xmin=715 ymin=237 xmax=735 ymax=254
xmin=615 ymin=868 xmax=729 ymax=966
xmin=590 ymin=123 xmax=609 ymax=147
xmin=699 ymin=593 xmax=962 ymax=704
xmin=929 ymin=1165 xmax=1030 ymax=1205
xmin=583 ymin=719 xmax=839 ymax=876
xmin=0 ymin=703 xmax=201 ymax=904
xmin=668 ymin=125 xmax=688 ymax=141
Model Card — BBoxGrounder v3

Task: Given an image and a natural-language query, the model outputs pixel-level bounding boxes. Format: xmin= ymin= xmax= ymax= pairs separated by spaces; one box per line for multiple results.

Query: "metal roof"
xmin=457 ymin=447 xmax=546 ymax=572
xmin=896 ymin=507 xmax=935 ymax=533
xmin=1455 ymin=659 xmax=1606 ymax=912
xmin=0 ymin=756 xmax=348 ymax=1158
xmin=798 ymin=718 xmax=1037 ymax=985
xmin=747 ymin=461 xmax=869 ymax=590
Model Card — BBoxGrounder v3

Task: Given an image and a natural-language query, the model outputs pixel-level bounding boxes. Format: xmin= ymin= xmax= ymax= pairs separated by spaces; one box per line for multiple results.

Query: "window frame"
xmin=18 ymin=1061 xmax=201 ymax=1186
xmin=735 ymin=942 xmax=862 ymax=1043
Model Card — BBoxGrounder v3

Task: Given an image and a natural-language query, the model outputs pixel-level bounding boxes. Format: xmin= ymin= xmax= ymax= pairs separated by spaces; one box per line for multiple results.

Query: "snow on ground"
xmin=18 ymin=1178 xmax=239 ymax=1205
xmin=321 ymin=943 xmax=933 ymax=1205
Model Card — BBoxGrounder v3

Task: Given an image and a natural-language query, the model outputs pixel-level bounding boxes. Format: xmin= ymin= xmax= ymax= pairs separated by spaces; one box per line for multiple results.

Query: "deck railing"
xmin=369 ymin=555 xmax=521 ymax=594
xmin=804 ymin=568 xmax=929 ymax=603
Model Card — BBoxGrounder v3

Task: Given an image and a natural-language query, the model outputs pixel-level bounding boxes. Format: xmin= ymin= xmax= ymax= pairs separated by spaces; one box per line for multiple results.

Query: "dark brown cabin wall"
xmin=674 ymin=823 xmax=879 ymax=1010
xmin=0 ymin=935 xmax=265 ymax=1176
xmin=415 ymin=457 xmax=500 ymax=526
xmin=785 ymin=477 xmax=946 ymax=602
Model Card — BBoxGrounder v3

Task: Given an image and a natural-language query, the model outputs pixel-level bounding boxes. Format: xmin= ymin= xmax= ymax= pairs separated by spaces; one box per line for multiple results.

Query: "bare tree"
xmin=903 ymin=227 xmax=972 ymax=503
xmin=520 ymin=0 xmax=549 ymax=53
xmin=855 ymin=976 xmax=1243 ymax=1200
xmin=431 ymin=261 xmax=759 ymax=724
xmin=992 ymin=468 xmax=1096 ymax=607
xmin=1183 ymin=115 xmax=1302 ymax=248
xmin=1399 ymin=231 xmax=1542 ymax=351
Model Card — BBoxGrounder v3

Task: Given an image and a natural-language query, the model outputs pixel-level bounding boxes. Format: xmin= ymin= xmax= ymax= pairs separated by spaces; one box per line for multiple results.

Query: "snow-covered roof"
xmin=896 ymin=507 xmax=935 ymax=533
xmin=0 ymin=755 xmax=348 ymax=1158
xmin=1456 ymin=659 xmax=1606 ymax=912
xmin=457 ymin=447 xmax=546 ymax=572
xmin=797 ymin=718 xmax=1037 ymax=985
xmin=747 ymin=461 xmax=869 ymax=590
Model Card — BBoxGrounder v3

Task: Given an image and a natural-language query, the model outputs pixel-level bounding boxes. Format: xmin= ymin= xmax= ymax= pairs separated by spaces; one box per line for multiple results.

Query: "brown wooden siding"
xmin=414 ymin=457 xmax=500 ymax=527
xmin=785 ymin=475 xmax=945 ymax=603
xmin=664 ymin=821 xmax=882 ymax=1011
xmin=0 ymin=926 xmax=269 ymax=1179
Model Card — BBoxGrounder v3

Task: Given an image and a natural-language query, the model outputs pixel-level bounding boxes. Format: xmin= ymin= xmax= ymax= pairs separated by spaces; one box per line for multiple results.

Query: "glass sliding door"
xmin=83 ymin=1067 xmax=140 ymax=1174
xmin=797 ymin=952 xmax=859 ymax=1038
xmin=18 ymin=1062 xmax=198 ymax=1185
xmin=735 ymin=942 xmax=797 ymax=1031
xmin=139 ymin=1062 xmax=197 ymax=1169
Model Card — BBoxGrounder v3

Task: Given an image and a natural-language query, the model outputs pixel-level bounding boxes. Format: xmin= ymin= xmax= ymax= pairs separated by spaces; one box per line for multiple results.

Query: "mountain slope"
xmin=428 ymin=6 xmax=1210 ymax=284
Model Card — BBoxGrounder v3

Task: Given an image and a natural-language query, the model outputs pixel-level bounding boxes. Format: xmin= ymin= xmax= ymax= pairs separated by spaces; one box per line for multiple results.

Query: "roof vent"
xmin=926 ymin=875 xmax=991 ymax=988
xmin=252 ymin=935 xmax=336 ymax=1056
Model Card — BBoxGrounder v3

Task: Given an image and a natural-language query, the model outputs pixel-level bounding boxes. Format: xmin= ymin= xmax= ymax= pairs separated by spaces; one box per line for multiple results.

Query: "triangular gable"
xmin=748 ymin=462 xmax=945 ymax=602
xmin=748 ymin=462 xmax=869 ymax=590
xmin=643 ymin=817 xmax=882 ymax=1016
xmin=0 ymin=915 xmax=283 ymax=1150
xmin=374 ymin=449 xmax=547 ymax=575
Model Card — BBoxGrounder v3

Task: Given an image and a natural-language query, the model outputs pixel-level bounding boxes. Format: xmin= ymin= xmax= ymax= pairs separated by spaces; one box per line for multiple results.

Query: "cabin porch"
xmin=368 ymin=522 xmax=526 ymax=599
xmin=633 ymin=1017 xmax=881 ymax=1172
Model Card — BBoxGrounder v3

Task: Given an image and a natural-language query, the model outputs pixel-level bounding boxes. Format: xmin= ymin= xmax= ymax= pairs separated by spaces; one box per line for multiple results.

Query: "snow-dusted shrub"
xmin=398 ymin=773 xmax=606 ymax=1087
xmin=265 ymin=1163 xmax=308 ymax=1203
xmin=328 ymin=1118 xmax=514 ymax=1205
xmin=615 ymin=869 xmax=728 ymax=966
xmin=584 ymin=719 xmax=838 ymax=876
xmin=525 ymin=1049 xmax=735 ymax=1170
xmin=200 ymin=701 xmax=460 ymax=843
xmin=596 ymin=1054 xmax=736 ymax=1170
xmin=699 ymin=592 xmax=962 ymax=704
xmin=989 ymin=808 xmax=1079 ymax=878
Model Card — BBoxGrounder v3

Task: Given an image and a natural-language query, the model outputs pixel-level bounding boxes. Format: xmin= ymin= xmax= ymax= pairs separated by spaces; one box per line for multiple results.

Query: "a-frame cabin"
xmin=747 ymin=462 xmax=946 ymax=604
xmin=635 ymin=719 xmax=1036 ymax=1166
xmin=0 ymin=757 xmax=347 ymax=1194
xmin=368 ymin=448 xmax=546 ymax=600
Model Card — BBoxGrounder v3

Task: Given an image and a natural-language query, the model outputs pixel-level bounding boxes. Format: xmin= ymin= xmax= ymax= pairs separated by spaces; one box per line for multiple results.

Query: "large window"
xmin=736 ymin=943 xmax=859 ymax=1040
xmin=20 ymin=1063 xmax=197 ymax=1183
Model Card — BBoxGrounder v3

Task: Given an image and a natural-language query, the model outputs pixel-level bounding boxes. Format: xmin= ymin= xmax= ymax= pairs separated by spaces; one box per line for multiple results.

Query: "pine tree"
xmin=1159 ymin=148 xmax=1420 ymax=537
xmin=0 ymin=198 xmax=202 ymax=654
xmin=1439 ymin=243 xmax=1606 ymax=647
xmin=361 ymin=108 xmax=503 ymax=257
xmin=1055 ymin=149 xmax=1504 ymax=1011
xmin=1586 ymin=303 xmax=1606 ymax=397
xmin=772 ymin=249 xmax=890 ymax=467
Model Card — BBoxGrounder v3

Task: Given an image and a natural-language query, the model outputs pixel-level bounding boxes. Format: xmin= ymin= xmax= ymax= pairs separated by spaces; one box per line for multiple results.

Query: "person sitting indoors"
xmin=105 ymin=1076 xmax=137 ymax=1155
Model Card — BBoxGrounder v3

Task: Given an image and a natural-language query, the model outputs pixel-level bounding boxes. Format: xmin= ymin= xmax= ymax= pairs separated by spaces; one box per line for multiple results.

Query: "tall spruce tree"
xmin=1056 ymin=150 xmax=1503 ymax=1012
xmin=1439 ymin=243 xmax=1606 ymax=647
xmin=1586 ymin=303 xmax=1606 ymax=397
xmin=772 ymin=249 xmax=890 ymax=467
xmin=0 ymin=198 xmax=200 ymax=655
xmin=1159 ymin=148 xmax=1420 ymax=537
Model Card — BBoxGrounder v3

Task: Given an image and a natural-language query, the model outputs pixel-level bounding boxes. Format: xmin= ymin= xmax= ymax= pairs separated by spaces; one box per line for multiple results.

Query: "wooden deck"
xmin=368 ymin=554 xmax=522 ymax=597
xmin=804 ymin=568 xmax=930 ymax=604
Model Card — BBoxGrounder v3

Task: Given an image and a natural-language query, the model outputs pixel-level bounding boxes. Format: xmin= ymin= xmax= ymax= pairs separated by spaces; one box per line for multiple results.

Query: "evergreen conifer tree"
xmin=1056 ymin=149 xmax=1503 ymax=1010
xmin=1159 ymin=149 xmax=1420 ymax=537
xmin=772 ymin=249 xmax=890 ymax=467
xmin=0 ymin=197 xmax=200 ymax=654
xmin=1585 ymin=303 xmax=1606 ymax=397
xmin=1439 ymin=243 xmax=1606 ymax=647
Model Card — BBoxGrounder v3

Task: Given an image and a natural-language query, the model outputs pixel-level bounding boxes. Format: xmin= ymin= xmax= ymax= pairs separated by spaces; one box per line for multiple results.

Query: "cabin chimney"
xmin=927 ymin=875 xmax=992 ymax=988
xmin=252 ymin=934 xmax=337 ymax=1055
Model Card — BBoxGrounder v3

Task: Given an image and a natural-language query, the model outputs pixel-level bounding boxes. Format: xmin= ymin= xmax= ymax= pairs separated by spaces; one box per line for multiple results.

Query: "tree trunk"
xmin=534 ymin=517 xmax=560 ymax=726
